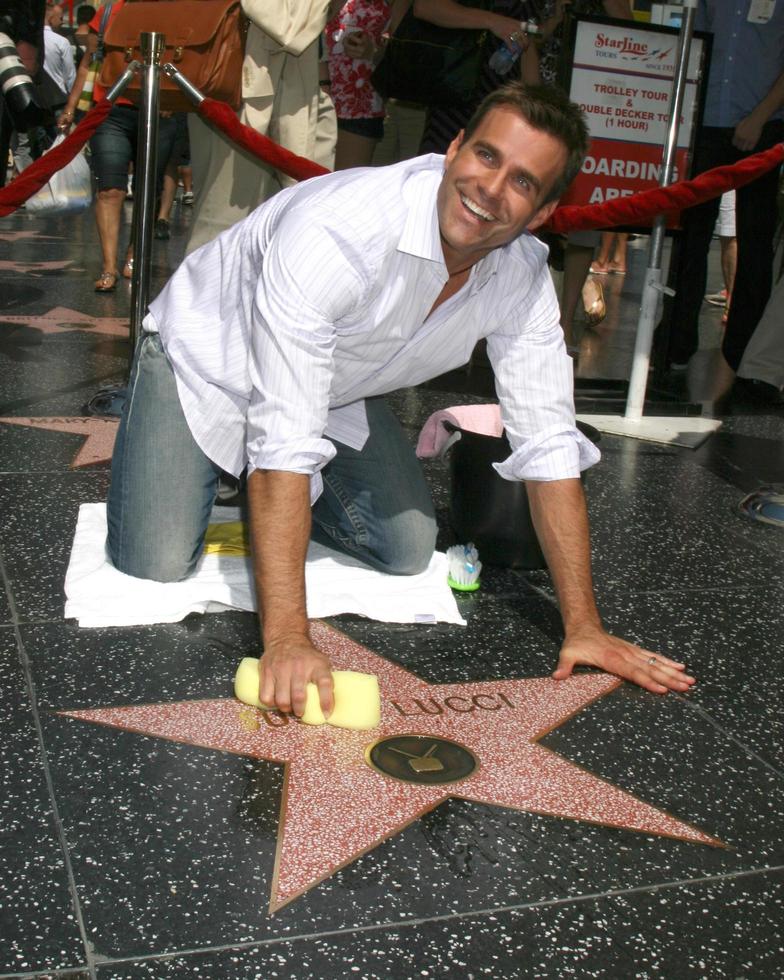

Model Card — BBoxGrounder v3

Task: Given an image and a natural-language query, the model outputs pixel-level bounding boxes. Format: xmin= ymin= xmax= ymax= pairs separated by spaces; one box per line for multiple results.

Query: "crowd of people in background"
xmin=3 ymin=0 xmax=783 ymax=398
xmin=655 ymin=0 xmax=784 ymax=389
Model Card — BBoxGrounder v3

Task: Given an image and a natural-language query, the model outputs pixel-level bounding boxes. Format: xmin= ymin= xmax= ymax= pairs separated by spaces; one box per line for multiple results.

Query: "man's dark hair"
xmin=463 ymin=82 xmax=589 ymax=203
xmin=76 ymin=3 xmax=96 ymax=25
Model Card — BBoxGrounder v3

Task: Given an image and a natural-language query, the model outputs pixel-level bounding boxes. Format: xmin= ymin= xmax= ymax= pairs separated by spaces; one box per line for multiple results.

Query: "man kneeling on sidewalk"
xmin=107 ymin=83 xmax=696 ymax=717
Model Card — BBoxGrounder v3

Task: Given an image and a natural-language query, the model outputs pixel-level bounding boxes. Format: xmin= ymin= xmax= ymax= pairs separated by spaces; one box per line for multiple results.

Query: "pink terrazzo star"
xmin=61 ymin=621 xmax=722 ymax=912
xmin=0 ymin=416 xmax=118 ymax=467
xmin=0 ymin=259 xmax=74 ymax=275
xmin=0 ymin=306 xmax=128 ymax=337
xmin=0 ymin=230 xmax=61 ymax=243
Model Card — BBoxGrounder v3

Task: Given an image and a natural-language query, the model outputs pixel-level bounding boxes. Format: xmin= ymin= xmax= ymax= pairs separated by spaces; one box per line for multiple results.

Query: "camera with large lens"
xmin=0 ymin=26 xmax=49 ymax=131
xmin=0 ymin=0 xmax=52 ymax=132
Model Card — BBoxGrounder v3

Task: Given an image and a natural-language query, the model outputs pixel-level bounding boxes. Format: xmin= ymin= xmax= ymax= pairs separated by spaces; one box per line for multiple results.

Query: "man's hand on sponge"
xmin=235 ymin=656 xmax=381 ymax=731
xmin=257 ymin=635 xmax=334 ymax=719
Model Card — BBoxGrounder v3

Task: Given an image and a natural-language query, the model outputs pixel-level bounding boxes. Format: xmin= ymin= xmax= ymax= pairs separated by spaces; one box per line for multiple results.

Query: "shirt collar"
xmin=396 ymin=156 xmax=504 ymax=288
xmin=397 ymin=163 xmax=444 ymax=264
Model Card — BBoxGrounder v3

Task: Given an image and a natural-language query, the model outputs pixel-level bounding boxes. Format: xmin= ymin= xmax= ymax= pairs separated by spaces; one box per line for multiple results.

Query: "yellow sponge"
xmin=233 ymin=657 xmax=380 ymax=731
xmin=301 ymin=669 xmax=381 ymax=730
xmin=234 ymin=657 xmax=269 ymax=709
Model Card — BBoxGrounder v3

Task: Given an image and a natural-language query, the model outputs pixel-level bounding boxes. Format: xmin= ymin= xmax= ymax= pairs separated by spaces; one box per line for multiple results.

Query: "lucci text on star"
xmin=391 ymin=692 xmax=516 ymax=717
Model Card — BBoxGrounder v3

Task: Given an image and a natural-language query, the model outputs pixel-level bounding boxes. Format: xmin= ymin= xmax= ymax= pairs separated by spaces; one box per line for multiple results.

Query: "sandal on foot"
xmin=94 ymin=271 xmax=117 ymax=292
xmin=738 ymin=487 xmax=784 ymax=528
xmin=589 ymin=263 xmax=609 ymax=275
xmin=582 ymin=278 xmax=606 ymax=326
xmin=122 ymin=257 xmax=134 ymax=279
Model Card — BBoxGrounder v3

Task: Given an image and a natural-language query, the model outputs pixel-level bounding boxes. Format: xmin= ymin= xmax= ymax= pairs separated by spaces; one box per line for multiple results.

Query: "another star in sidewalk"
xmin=0 ymin=306 xmax=128 ymax=338
xmin=0 ymin=259 xmax=76 ymax=276
xmin=0 ymin=416 xmax=118 ymax=467
xmin=61 ymin=622 xmax=723 ymax=913
xmin=0 ymin=230 xmax=62 ymax=243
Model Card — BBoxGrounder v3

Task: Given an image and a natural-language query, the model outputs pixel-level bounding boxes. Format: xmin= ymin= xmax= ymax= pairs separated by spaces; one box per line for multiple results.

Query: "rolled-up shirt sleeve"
xmin=487 ymin=261 xmax=600 ymax=482
xmin=246 ymin=213 xmax=366 ymax=477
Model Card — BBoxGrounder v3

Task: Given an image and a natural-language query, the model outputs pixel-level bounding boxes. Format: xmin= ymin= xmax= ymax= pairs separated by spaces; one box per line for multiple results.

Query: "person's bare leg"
xmin=157 ymin=161 xmax=177 ymax=222
xmin=720 ymin=235 xmax=737 ymax=304
xmin=609 ymin=232 xmax=629 ymax=273
xmin=560 ymin=243 xmax=596 ymax=349
xmin=591 ymin=232 xmax=614 ymax=274
xmin=334 ymin=130 xmax=378 ymax=171
xmin=93 ymin=187 xmax=125 ymax=284
xmin=179 ymin=163 xmax=192 ymax=194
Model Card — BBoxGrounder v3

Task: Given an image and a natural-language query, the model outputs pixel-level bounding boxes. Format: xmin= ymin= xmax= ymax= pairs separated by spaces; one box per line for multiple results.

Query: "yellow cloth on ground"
xmin=234 ymin=657 xmax=381 ymax=731
xmin=203 ymin=522 xmax=251 ymax=557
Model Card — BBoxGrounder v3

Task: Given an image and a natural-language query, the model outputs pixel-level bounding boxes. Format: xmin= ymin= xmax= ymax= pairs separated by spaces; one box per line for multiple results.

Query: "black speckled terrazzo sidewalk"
xmin=1 ymin=194 xmax=783 ymax=980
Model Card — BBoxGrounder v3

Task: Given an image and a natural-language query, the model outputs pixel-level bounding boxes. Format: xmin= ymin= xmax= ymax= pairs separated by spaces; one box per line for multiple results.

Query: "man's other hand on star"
xmin=553 ymin=625 xmax=696 ymax=695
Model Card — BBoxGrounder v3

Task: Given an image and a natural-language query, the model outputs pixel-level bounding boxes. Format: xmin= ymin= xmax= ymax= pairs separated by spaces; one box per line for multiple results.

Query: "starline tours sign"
xmin=560 ymin=17 xmax=709 ymax=225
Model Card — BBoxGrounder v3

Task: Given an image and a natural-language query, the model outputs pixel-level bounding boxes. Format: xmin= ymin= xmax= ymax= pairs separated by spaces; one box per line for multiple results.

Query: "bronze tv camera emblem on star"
xmin=365 ymin=734 xmax=478 ymax=785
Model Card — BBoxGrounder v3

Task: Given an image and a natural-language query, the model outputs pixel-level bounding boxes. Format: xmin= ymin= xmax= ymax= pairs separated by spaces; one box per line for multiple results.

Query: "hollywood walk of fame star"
xmin=0 ymin=230 xmax=62 ymax=243
xmin=0 ymin=306 xmax=128 ymax=338
xmin=0 ymin=416 xmax=118 ymax=467
xmin=0 ymin=259 xmax=76 ymax=276
xmin=61 ymin=622 xmax=722 ymax=913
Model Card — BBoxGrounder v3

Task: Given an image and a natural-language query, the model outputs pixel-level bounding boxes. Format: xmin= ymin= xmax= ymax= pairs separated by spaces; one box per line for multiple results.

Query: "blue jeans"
xmin=107 ymin=334 xmax=436 ymax=582
xmin=90 ymin=104 xmax=178 ymax=192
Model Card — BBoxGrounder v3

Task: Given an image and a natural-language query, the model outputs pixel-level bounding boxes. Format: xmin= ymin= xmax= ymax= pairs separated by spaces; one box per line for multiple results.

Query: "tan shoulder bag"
xmin=99 ymin=0 xmax=249 ymax=112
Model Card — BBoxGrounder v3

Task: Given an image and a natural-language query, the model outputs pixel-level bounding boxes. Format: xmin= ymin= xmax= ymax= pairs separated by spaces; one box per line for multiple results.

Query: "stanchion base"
xmin=576 ymin=414 xmax=722 ymax=449
xmin=84 ymin=384 xmax=127 ymax=418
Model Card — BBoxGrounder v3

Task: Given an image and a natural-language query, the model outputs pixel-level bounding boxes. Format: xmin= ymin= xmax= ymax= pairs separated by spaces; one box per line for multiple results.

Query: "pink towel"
xmin=416 ymin=405 xmax=504 ymax=458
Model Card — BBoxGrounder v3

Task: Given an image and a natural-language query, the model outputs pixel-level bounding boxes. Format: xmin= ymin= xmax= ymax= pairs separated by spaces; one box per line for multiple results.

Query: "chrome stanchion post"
xmin=161 ymin=63 xmax=204 ymax=107
xmin=105 ymin=62 xmax=141 ymax=102
xmin=130 ymin=31 xmax=165 ymax=350
xmin=81 ymin=63 xmax=143 ymax=418
xmin=624 ymin=1 xmax=697 ymax=421
xmin=580 ymin=0 xmax=721 ymax=447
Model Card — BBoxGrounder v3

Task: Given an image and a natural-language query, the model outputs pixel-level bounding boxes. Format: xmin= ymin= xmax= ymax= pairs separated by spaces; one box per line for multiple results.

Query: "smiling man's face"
xmin=436 ymin=105 xmax=568 ymax=274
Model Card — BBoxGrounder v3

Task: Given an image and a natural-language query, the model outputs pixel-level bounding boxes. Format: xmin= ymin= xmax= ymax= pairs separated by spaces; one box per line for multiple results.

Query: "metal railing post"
xmin=623 ymin=0 xmax=698 ymax=420
xmin=129 ymin=31 xmax=165 ymax=351
xmin=105 ymin=62 xmax=141 ymax=102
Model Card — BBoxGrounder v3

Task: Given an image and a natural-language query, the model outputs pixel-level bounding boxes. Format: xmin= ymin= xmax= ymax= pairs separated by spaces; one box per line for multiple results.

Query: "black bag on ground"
xmin=447 ymin=421 xmax=601 ymax=569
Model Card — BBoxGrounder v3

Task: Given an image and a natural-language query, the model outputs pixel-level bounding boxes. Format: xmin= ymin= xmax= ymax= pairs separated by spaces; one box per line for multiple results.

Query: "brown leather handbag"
xmin=99 ymin=0 xmax=248 ymax=112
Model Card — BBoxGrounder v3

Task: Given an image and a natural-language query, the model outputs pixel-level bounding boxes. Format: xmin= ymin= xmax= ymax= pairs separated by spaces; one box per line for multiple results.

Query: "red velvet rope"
xmin=198 ymin=98 xmax=329 ymax=183
xmin=197 ymin=99 xmax=784 ymax=232
xmin=2 ymin=93 xmax=781 ymax=234
xmin=546 ymin=142 xmax=784 ymax=233
xmin=0 ymin=99 xmax=113 ymax=217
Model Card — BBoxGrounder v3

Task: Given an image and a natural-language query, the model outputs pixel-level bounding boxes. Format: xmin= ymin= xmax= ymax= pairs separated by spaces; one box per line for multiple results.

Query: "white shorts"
xmin=714 ymin=190 xmax=736 ymax=238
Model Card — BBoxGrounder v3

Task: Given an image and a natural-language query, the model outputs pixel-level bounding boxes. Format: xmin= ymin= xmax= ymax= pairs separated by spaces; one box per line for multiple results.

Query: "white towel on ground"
xmin=64 ymin=504 xmax=466 ymax=628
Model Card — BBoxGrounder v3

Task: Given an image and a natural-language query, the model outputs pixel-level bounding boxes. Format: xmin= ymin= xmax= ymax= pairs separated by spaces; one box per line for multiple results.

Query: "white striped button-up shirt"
xmin=146 ymin=154 xmax=599 ymax=495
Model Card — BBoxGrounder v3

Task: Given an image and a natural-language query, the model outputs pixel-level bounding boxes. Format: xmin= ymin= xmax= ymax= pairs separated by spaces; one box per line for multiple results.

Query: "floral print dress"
xmin=325 ymin=0 xmax=391 ymax=121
